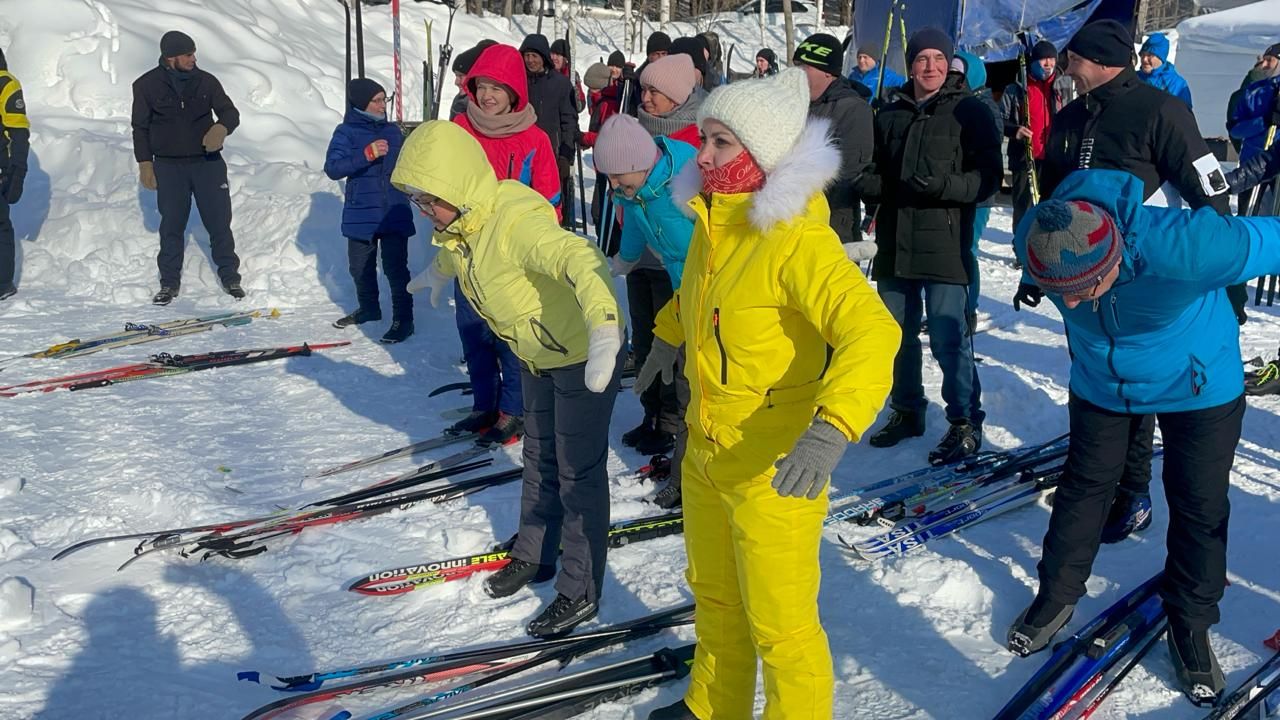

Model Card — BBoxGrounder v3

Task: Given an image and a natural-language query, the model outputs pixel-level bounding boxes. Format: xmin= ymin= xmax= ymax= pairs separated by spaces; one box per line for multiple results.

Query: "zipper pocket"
xmin=712 ymin=307 xmax=727 ymax=385
xmin=530 ymin=318 xmax=570 ymax=355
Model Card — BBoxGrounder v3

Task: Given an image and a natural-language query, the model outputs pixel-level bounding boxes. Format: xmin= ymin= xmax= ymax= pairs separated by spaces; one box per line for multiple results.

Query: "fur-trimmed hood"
xmin=670 ymin=117 xmax=841 ymax=231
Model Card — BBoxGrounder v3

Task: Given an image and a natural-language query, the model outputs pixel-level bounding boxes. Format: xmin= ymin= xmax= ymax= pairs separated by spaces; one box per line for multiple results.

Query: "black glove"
xmin=1013 ymin=282 xmax=1043 ymax=311
xmin=3 ymin=170 xmax=23 ymax=205
xmin=621 ymin=66 xmax=639 ymax=83
xmin=909 ymin=174 xmax=946 ymax=198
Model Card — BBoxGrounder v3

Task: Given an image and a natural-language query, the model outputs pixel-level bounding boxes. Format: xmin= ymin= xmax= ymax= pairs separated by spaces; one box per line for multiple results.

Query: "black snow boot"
xmin=622 ymin=415 xmax=656 ymax=448
xmin=649 ymin=699 xmax=698 ymax=720
xmin=527 ymin=593 xmax=599 ymax=639
xmin=152 ymin=286 xmax=179 ymax=306
xmin=380 ymin=320 xmax=414 ymax=344
xmin=482 ymin=558 xmax=555 ymax=599
xmin=1167 ymin=622 xmax=1226 ymax=706
xmin=333 ymin=308 xmax=382 ymax=329
xmin=635 ymin=426 xmax=676 ymax=456
xmin=477 ymin=412 xmax=523 ymax=446
xmin=652 ymin=481 xmax=682 ymax=509
xmin=1007 ymin=595 xmax=1075 ymax=657
xmin=869 ymin=410 xmax=926 ymax=448
xmin=447 ymin=409 xmax=497 ymax=436
xmin=929 ymin=419 xmax=983 ymax=466
xmin=223 ymin=282 xmax=246 ymax=300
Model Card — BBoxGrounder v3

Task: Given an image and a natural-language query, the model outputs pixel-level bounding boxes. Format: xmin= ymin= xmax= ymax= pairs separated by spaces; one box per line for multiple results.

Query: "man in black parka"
xmin=131 ymin=31 xmax=243 ymax=305
xmin=855 ymin=28 xmax=1001 ymax=465
xmin=519 ymin=34 xmax=578 ymax=229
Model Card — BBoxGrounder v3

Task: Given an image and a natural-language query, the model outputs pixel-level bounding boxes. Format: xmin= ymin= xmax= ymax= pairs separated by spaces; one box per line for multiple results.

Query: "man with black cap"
xmin=753 ymin=48 xmax=779 ymax=78
xmin=132 ymin=30 xmax=244 ymax=305
xmin=550 ymin=39 xmax=586 ymax=114
xmin=1019 ymin=18 xmax=1237 ymax=549
xmin=794 ymin=33 xmax=873 ymax=247
xmin=855 ymin=27 xmax=1000 ymax=465
xmin=519 ymin=34 xmax=576 ymax=228
xmin=0 ymin=47 xmax=29 ymax=302
xmin=1000 ymin=39 xmax=1074 ymax=229
xmin=645 ymin=31 xmax=671 ymax=65
xmin=848 ymin=42 xmax=905 ymax=104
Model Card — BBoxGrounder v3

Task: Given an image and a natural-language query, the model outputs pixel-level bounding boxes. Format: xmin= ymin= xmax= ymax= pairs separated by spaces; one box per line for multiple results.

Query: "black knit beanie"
xmin=452 ymin=39 xmax=498 ymax=75
xmin=348 ymin=77 xmax=385 ymax=110
xmin=794 ymin=33 xmax=844 ymax=76
xmin=1031 ymin=40 xmax=1058 ymax=61
xmin=1066 ymin=20 xmax=1133 ymax=67
xmin=646 ymin=31 xmax=672 ymax=55
xmin=160 ymin=31 xmax=196 ymax=58
xmin=607 ymin=50 xmax=627 ymax=68
xmin=905 ymin=28 xmax=954 ymax=65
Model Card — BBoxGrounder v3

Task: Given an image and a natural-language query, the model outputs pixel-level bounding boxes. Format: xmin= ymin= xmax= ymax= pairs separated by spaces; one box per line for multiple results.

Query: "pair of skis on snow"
xmin=237 ymin=604 xmax=694 ymax=720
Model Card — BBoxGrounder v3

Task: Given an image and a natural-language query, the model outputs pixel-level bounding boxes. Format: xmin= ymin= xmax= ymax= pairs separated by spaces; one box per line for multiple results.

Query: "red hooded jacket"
xmin=454 ymin=44 xmax=561 ymax=211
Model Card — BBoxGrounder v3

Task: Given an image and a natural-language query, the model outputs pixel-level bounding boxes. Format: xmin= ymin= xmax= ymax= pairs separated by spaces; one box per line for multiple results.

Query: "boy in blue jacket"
xmin=1006 ymin=169 xmax=1280 ymax=705
xmin=323 ymin=78 xmax=417 ymax=343
xmin=593 ymin=114 xmax=696 ymax=508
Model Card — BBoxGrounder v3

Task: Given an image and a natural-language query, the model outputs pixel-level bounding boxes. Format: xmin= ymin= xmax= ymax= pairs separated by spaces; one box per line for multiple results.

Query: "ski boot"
xmin=869 ymin=410 xmax=926 ymax=448
xmin=928 ymin=419 xmax=982 ymax=466
xmin=1007 ymin=596 xmax=1075 ymax=657
xmin=622 ymin=415 xmax=656 ymax=448
xmin=446 ymin=409 xmax=496 ymax=437
xmin=635 ymin=425 xmax=675 ymax=456
xmin=1167 ymin=622 xmax=1225 ymax=706
xmin=652 ymin=481 xmax=682 ymax=509
xmin=1099 ymin=491 xmax=1152 ymax=544
xmin=482 ymin=558 xmax=555 ymax=599
xmin=224 ymin=282 xmax=246 ymax=300
xmin=380 ymin=320 xmax=414 ymax=344
xmin=527 ymin=593 xmax=598 ymax=639
xmin=477 ymin=412 xmax=523 ymax=446
xmin=649 ymin=699 xmax=698 ymax=720
xmin=152 ymin=286 xmax=179 ymax=306
xmin=333 ymin=308 xmax=381 ymax=329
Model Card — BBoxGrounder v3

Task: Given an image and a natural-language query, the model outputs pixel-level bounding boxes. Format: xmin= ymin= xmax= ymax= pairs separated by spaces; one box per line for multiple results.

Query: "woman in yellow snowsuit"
xmin=637 ymin=68 xmax=901 ymax=719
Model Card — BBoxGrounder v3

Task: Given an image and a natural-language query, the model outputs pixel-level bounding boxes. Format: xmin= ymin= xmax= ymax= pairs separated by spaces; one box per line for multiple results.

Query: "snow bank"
xmin=0 ymin=577 xmax=34 ymax=629
xmin=1176 ymin=0 xmax=1280 ymax=138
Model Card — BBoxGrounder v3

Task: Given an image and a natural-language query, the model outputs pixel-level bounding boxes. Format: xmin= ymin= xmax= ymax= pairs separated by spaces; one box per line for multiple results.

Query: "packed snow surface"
xmin=2 ymin=1 xmax=1280 ymax=718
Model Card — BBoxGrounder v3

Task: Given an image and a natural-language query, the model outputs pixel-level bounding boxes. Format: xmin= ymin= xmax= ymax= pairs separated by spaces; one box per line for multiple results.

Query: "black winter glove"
xmin=3 ymin=170 xmax=23 ymax=205
xmin=909 ymin=174 xmax=946 ymax=198
xmin=621 ymin=66 xmax=639 ymax=83
xmin=1013 ymin=282 xmax=1043 ymax=311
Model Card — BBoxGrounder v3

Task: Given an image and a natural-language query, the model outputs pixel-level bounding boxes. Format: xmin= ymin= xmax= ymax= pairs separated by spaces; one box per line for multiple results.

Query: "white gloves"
xmin=407 ymin=265 xmax=449 ymax=307
xmin=845 ymin=241 xmax=878 ymax=263
xmin=584 ymin=325 xmax=623 ymax=393
xmin=609 ymin=256 xmax=638 ymax=277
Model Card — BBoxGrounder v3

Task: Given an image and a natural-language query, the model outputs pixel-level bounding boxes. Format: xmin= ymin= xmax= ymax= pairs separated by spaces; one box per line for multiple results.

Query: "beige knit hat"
xmin=696 ymin=67 xmax=811 ymax=172
xmin=639 ymin=53 xmax=699 ymax=106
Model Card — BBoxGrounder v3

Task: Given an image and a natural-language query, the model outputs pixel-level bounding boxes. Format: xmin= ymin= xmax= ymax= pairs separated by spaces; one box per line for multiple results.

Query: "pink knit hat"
xmin=639 ymin=53 xmax=698 ymax=106
xmin=593 ymin=114 xmax=658 ymax=175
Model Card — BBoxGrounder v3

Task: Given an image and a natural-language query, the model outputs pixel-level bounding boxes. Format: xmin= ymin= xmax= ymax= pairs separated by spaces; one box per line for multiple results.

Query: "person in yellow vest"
xmin=0 ymin=47 xmax=30 ymax=301
xmin=395 ymin=120 xmax=626 ymax=640
xmin=638 ymin=67 xmax=901 ymax=719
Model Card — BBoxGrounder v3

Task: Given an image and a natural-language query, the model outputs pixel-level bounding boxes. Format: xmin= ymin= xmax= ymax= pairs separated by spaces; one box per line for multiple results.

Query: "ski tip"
xmin=268 ymin=308 xmax=282 ymax=319
xmin=326 ymin=711 xmax=353 ymax=720
xmin=237 ymin=671 xmax=261 ymax=684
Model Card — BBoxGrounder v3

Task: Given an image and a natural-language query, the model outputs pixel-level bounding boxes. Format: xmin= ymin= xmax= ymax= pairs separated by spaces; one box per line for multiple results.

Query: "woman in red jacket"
xmin=443 ymin=43 xmax=563 ymax=446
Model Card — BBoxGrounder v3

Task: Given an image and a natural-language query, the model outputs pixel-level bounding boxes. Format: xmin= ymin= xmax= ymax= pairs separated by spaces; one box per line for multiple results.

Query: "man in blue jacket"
xmin=848 ymin=42 xmax=905 ymax=105
xmin=1006 ymin=169 xmax=1280 ymax=705
xmin=323 ymin=78 xmax=416 ymax=343
xmin=1137 ymin=32 xmax=1193 ymax=108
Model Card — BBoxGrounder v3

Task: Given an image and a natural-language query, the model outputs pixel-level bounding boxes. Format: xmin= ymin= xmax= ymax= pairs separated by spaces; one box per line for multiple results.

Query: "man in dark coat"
xmin=854 ymin=28 xmax=1001 ymax=464
xmin=0 ymin=47 xmax=29 ymax=301
xmin=793 ymin=33 xmax=873 ymax=246
xmin=520 ymin=34 xmax=578 ymax=229
xmin=131 ymin=31 xmax=243 ymax=305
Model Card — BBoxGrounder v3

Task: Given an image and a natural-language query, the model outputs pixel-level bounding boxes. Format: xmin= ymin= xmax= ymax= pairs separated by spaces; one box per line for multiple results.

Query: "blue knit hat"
xmin=1140 ymin=33 xmax=1170 ymax=64
xmin=1025 ymin=200 xmax=1123 ymax=294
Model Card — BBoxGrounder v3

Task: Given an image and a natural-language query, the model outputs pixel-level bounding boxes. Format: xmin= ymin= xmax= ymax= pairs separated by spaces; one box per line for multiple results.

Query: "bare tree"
xmin=503 ymin=0 xmax=514 ymax=19
xmin=782 ymin=0 xmax=795 ymax=60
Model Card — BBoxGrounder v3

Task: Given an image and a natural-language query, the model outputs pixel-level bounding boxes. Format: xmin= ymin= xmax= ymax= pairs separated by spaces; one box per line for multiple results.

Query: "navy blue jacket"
xmin=324 ymin=107 xmax=415 ymax=241
xmin=1015 ymin=170 xmax=1280 ymax=414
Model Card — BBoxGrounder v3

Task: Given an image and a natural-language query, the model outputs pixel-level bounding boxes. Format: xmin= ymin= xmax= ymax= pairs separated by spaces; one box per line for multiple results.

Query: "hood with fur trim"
xmin=670 ymin=117 xmax=840 ymax=231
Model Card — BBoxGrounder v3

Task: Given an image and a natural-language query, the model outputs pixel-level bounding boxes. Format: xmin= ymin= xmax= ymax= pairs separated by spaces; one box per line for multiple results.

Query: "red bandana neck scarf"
xmin=701 ymin=149 xmax=766 ymax=195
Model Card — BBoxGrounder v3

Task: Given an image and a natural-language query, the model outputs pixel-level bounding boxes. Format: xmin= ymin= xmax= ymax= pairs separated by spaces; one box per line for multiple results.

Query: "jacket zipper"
xmin=712 ymin=307 xmax=727 ymax=384
xmin=1097 ymin=293 xmax=1129 ymax=412
xmin=460 ymin=243 xmax=519 ymax=348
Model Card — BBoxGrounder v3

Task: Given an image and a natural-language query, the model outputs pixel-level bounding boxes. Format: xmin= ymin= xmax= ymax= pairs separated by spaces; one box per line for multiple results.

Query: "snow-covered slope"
xmin=1176 ymin=0 xmax=1280 ymax=140
xmin=2 ymin=2 xmax=1280 ymax=719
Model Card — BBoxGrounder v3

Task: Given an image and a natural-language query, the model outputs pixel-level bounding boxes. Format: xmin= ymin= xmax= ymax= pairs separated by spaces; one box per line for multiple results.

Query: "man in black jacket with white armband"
xmin=132 ymin=31 xmax=244 ymax=306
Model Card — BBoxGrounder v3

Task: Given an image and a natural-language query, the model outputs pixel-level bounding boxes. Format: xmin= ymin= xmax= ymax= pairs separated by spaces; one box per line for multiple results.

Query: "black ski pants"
xmin=511 ymin=350 xmax=623 ymax=602
xmin=626 ymin=267 xmax=679 ymax=431
xmin=0 ymin=198 xmax=12 ymax=288
xmin=1038 ymin=392 xmax=1244 ymax=630
xmin=154 ymin=156 xmax=241 ymax=288
xmin=347 ymin=235 xmax=411 ymax=322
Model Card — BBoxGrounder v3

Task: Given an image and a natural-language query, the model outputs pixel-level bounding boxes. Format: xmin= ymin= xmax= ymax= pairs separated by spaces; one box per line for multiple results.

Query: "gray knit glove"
xmin=633 ymin=337 xmax=679 ymax=396
xmin=772 ymin=420 xmax=848 ymax=500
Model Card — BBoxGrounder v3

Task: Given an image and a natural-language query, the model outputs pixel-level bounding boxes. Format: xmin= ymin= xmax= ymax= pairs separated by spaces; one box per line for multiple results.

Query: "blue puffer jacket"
xmin=1137 ymin=61 xmax=1193 ymax=109
xmin=848 ymin=64 xmax=905 ymax=102
xmin=1230 ymin=75 xmax=1279 ymax=162
xmin=1014 ymin=169 xmax=1280 ymax=414
xmin=323 ymin=107 xmax=416 ymax=241
xmin=614 ymin=136 xmax=697 ymax=289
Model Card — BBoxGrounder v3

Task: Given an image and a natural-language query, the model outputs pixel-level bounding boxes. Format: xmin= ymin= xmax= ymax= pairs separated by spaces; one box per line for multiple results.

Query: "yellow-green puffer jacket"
xmin=655 ymin=118 xmax=900 ymax=458
xmin=392 ymin=120 xmax=623 ymax=372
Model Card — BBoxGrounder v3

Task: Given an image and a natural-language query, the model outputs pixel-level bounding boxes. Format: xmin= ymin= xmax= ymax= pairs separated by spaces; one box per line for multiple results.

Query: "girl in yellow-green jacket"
xmin=637 ymin=68 xmax=901 ymax=720
xmin=393 ymin=120 xmax=626 ymax=640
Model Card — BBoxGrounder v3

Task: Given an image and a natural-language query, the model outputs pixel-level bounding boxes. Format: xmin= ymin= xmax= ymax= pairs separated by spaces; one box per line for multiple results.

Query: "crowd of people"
xmin=4 ymin=16 xmax=1280 ymax=719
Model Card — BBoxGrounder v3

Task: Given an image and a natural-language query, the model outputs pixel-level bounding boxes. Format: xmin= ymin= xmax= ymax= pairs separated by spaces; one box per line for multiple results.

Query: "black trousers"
xmin=154 ymin=156 xmax=241 ymax=288
xmin=1038 ymin=392 xmax=1244 ymax=629
xmin=512 ymin=351 xmax=623 ymax=602
xmin=626 ymin=267 xmax=678 ymax=429
xmin=0 ymin=198 xmax=12 ymax=288
xmin=347 ymin=235 xmax=411 ymax=321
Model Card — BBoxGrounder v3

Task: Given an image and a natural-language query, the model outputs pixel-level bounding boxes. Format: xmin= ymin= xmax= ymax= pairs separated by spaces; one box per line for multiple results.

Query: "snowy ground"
xmin=3 ymin=0 xmax=1280 ymax=717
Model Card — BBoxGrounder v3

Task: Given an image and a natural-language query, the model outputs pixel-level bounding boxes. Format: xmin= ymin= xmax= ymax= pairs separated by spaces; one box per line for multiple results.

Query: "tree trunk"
xmin=782 ymin=0 xmax=795 ymax=61
xmin=660 ymin=0 xmax=669 ymax=27
xmin=840 ymin=0 xmax=851 ymax=26
xmin=503 ymin=0 xmax=514 ymax=19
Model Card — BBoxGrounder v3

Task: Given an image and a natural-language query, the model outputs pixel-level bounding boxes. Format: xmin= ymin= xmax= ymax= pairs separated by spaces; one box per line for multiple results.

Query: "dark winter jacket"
xmin=1014 ymin=169 xmax=1280 ymax=414
xmin=521 ymin=36 xmax=578 ymax=159
xmin=0 ymin=59 xmax=30 ymax=185
xmin=1040 ymin=68 xmax=1228 ymax=214
xmin=1227 ymin=139 xmax=1280 ymax=196
xmin=323 ymin=107 xmax=416 ymax=241
xmin=1229 ymin=75 xmax=1279 ymax=162
xmin=955 ymin=52 xmax=1002 ymax=211
xmin=1226 ymin=67 xmax=1270 ymax=154
xmin=131 ymin=63 xmax=240 ymax=162
xmin=807 ymin=77 xmax=873 ymax=235
xmin=855 ymin=73 xmax=1002 ymax=284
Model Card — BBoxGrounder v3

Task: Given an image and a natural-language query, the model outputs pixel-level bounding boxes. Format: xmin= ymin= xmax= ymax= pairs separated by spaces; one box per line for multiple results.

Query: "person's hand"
xmin=908 ymin=174 xmax=945 ymax=198
xmin=1013 ymin=282 xmax=1043 ymax=311
xmin=4 ymin=169 xmax=25 ymax=204
xmin=634 ymin=337 xmax=678 ymax=396
xmin=772 ymin=420 xmax=848 ymax=500
xmin=608 ymin=256 xmax=637 ymax=277
xmin=584 ymin=325 xmax=623 ymax=393
xmin=364 ymin=139 xmax=389 ymax=161
xmin=138 ymin=161 xmax=157 ymax=191
xmin=407 ymin=265 xmax=449 ymax=307
xmin=1015 ymin=126 xmax=1033 ymax=142
xmin=844 ymin=241 xmax=877 ymax=263
xmin=202 ymin=123 xmax=228 ymax=153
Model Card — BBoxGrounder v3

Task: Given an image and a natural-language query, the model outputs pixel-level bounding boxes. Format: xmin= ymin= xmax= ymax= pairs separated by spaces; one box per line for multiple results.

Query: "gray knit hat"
xmin=1024 ymin=199 xmax=1123 ymax=294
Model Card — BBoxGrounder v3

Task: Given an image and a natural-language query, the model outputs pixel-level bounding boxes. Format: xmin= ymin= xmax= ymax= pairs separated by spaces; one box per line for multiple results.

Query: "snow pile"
xmin=0 ymin=577 xmax=34 ymax=629
xmin=1176 ymin=0 xmax=1280 ymax=138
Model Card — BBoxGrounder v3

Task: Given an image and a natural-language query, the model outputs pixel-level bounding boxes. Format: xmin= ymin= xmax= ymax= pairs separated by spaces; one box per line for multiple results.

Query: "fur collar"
xmin=670 ymin=117 xmax=840 ymax=232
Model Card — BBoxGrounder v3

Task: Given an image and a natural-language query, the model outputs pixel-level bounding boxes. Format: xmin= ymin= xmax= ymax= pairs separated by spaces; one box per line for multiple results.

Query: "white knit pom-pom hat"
xmin=696 ymin=66 xmax=812 ymax=173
